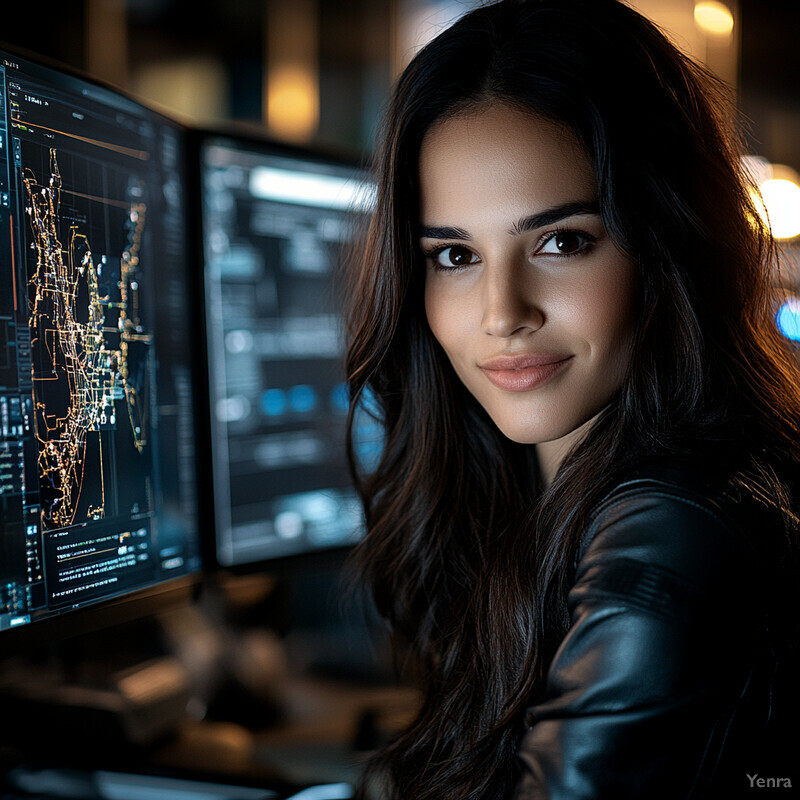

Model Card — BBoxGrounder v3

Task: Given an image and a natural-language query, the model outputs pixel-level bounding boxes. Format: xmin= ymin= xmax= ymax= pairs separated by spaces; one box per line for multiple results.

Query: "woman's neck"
xmin=535 ymin=411 xmax=602 ymax=488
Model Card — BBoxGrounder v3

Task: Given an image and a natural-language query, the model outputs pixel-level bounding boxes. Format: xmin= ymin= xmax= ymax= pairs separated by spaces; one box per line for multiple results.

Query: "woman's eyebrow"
xmin=418 ymin=201 xmax=600 ymax=241
xmin=417 ymin=224 xmax=471 ymax=240
xmin=511 ymin=201 xmax=600 ymax=234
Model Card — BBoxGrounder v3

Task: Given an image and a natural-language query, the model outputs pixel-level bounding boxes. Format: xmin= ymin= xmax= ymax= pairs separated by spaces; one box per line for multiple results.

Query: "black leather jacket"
xmin=512 ymin=462 xmax=799 ymax=800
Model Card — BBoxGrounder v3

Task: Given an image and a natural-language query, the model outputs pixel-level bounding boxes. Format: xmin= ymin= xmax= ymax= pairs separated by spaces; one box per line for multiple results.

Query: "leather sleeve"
xmin=512 ymin=483 xmax=763 ymax=800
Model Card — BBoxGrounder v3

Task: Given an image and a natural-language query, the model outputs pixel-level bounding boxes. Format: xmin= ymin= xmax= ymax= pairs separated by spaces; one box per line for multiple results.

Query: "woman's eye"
xmin=432 ymin=245 xmax=479 ymax=269
xmin=538 ymin=231 xmax=592 ymax=256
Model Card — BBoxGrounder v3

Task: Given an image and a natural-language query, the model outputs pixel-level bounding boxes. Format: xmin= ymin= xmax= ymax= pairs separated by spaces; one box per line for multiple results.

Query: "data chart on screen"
xmin=0 ymin=51 xmax=200 ymax=630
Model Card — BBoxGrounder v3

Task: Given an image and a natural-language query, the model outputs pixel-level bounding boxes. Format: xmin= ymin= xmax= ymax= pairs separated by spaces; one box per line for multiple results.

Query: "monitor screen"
xmin=0 ymin=49 xmax=201 ymax=632
xmin=199 ymin=136 xmax=380 ymax=568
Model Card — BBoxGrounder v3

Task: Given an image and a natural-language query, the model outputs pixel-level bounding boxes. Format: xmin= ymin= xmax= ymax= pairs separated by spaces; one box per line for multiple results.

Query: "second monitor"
xmin=199 ymin=136 xmax=380 ymax=569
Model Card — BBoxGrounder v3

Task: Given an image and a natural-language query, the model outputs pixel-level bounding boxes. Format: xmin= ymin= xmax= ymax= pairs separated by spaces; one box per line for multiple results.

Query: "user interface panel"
xmin=201 ymin=138 xmax=380 ymax=567
xmin=0 ymin=50 xmax=201 ymax=630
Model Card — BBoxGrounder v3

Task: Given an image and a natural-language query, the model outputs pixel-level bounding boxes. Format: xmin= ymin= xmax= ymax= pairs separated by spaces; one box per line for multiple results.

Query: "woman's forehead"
xmin=418 ymin=102 xmax=596 ymax=227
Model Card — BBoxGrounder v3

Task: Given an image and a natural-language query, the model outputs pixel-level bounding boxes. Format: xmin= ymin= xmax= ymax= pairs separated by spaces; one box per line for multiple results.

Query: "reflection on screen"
xmin=0 ymin=51 xmax=200 ymax=630
xmin=201 ymin=139 xmax=380 ymax=567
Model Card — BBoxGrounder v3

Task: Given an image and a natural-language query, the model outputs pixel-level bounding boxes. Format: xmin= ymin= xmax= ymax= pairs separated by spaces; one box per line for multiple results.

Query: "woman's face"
xmin=420 ymin=102 xmax=638 ymax=448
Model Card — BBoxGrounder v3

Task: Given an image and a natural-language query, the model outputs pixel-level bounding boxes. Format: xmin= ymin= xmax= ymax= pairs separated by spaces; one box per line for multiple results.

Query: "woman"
xmin=344 ymin=0 xmax=800 ymax=797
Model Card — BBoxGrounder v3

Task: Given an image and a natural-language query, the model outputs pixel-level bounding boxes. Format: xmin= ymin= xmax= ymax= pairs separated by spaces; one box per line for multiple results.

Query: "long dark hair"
xmin=344 ymin=1 xmax=800 ymax=798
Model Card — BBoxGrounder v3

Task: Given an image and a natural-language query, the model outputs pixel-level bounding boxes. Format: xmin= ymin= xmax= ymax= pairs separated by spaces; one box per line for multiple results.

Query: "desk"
xmin=149 ymin=675 xmax=420 ymax=788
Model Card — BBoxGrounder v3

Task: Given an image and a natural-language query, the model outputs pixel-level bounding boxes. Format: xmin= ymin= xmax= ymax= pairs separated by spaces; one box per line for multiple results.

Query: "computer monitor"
xmin=198 ymin=134 xmax=380 ymax=569
xmin=0 ymin=47 xmax=202 ymax=639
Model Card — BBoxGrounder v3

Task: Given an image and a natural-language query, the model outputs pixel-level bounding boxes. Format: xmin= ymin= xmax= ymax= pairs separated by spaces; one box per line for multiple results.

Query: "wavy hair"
xmin=343 ymin=1 xmax=800 ymax=798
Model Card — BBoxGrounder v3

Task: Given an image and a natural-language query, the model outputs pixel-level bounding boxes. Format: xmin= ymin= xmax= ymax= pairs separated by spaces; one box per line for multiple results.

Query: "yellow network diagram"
xmin=24 ymin=148 xmax=151 ymax=529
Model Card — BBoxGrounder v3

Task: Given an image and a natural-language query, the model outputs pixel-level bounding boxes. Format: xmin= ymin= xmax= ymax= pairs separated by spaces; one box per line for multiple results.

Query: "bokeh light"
xmin=694 ymin=1 xmax=734 ymax=36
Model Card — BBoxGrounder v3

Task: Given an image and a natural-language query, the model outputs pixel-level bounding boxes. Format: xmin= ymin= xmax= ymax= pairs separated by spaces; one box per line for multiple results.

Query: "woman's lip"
xmin=480 ymin=356 xmax=572 ymax=391
xmin=480 ymin=354 xmax=572 ymax=370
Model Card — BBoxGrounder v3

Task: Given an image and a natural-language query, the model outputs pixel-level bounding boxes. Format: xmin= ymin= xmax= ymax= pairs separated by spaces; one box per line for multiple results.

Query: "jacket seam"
xmin=581 ymin=479 xmax=737 ymax=562
xmin=590 ymin=479 xmax=725 ymax=526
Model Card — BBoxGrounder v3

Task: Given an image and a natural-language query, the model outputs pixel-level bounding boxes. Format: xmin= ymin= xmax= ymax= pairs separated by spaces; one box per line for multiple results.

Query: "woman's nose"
xmin=480 ymin=264 xmax=544 ymax=337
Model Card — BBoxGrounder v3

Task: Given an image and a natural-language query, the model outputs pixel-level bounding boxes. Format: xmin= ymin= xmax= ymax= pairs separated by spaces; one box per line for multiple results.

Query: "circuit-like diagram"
xmin=24 ymin=148 xmax=151 ymax=529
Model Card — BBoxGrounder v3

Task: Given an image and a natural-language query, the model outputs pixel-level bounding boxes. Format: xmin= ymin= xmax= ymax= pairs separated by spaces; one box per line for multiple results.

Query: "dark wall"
xmin=739 ymin=0 xmax=800 ymax=170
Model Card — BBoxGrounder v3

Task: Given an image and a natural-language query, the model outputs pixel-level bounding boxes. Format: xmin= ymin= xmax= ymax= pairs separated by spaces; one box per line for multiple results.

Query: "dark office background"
xmin=0 ymin=0 xmax=797 ymax=170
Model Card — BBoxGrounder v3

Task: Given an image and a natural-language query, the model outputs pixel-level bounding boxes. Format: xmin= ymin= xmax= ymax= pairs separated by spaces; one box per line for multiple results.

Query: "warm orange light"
xmin=694 ymin=2 xmax=734 ymax=37
xmin=267 ymin=66 xmax=319 ymax=143
xmin=746 ymin=159 xmax=800 ymax=241
xmin=757 ymin=179 xmax=800 ymax=241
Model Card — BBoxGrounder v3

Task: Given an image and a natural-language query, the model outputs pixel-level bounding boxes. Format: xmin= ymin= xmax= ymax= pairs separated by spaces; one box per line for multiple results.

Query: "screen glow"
xmin=249 ymin=167 xmax=376 ymax=212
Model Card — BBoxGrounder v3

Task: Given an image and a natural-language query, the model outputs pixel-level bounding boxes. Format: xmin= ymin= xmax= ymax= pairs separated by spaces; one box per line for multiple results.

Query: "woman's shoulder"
xmin=524 ymin=458 xmax=799 ymax=800
xmin=576 ymin=455 xmax=789 ymax=600
xmin=586 ymin=453 xmax=794 ymax=537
